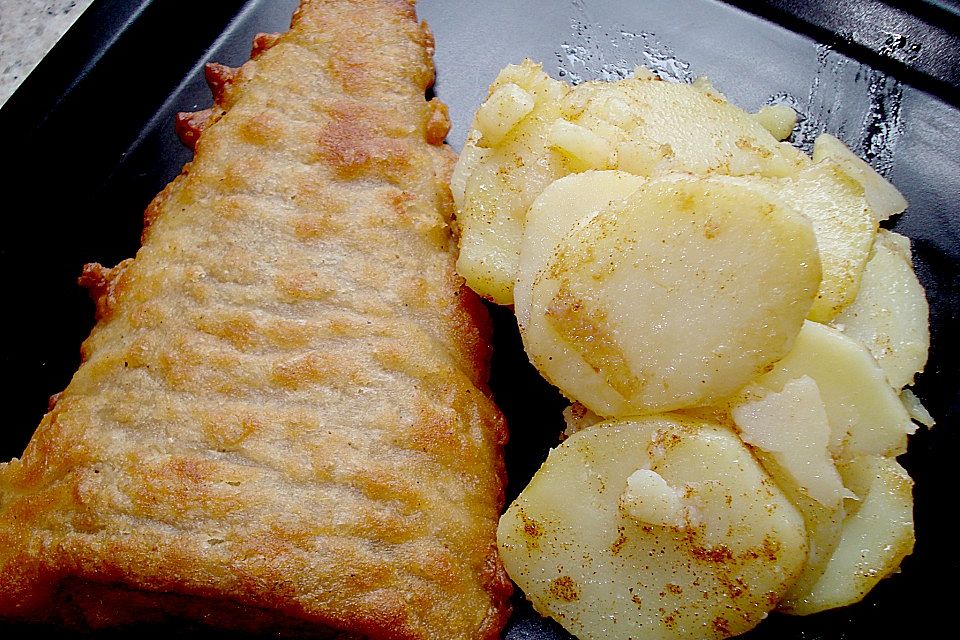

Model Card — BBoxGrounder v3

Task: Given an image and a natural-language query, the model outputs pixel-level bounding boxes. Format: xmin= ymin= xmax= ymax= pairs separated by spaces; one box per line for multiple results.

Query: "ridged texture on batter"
xmin=0 ymin=1 xmax=511 ymax=637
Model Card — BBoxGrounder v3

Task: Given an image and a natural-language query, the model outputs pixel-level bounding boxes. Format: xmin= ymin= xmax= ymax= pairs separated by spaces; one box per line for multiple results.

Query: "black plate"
xmin=1 ymin=1 xmax=957 ymax=638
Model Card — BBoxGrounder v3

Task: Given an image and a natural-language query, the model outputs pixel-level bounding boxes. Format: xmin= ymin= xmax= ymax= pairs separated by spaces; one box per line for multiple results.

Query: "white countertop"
xmin=0 ymin=0 xmax=96 ymax=107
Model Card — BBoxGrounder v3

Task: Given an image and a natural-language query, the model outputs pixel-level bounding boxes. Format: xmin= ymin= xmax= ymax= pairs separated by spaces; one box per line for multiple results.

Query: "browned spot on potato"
xmin=549 ymin=576 xmax=580 ymax=602
xmin=545 ymin=282 xmax=642 ymax=398
xmin=691 ymin=544 xmax=734 ymax=564
xmin=611 ymin=526 xmax=629 ymax=555
xmin=713 ymin=616 xmax=731 ymax=635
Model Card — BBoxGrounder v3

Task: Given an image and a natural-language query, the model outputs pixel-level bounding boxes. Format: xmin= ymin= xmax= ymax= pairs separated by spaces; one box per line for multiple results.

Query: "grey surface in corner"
xmin=0 ymin=0 xmax=96 ymax=107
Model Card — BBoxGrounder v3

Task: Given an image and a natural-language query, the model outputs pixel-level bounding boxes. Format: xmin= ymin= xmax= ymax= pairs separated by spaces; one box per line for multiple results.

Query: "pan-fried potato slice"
xmin=456 ymin=60 xmax=572 ymax=303
xmin=729 ymin=378 xmax=852 ymax=606
xmin=833 ymin=230 xmax=930 ymax=389
xmin=731 ymin=376 xmax=851 ymax=508
xmin=454 ymin=68 xmax=811 ymax=305
xmin=813 ymin=133 xmax=908 ymax=221
xmin=781 ymin=455 xmax=914 ymax=615
xmin=570 ymin=76 xmax=808 ymax=178
xmin=750 ymin=446 xmax=848 ymax=613
xmin=524 ymin=173 xmax=820 ymax=417
xmin=763 ymin=161 xmax=877 ymax=322
xmin=497 ymin=415 xmax=807 ymax=640
xmin=752 ymin=321 xmax=915 ymax=458
xmin=515 ymin=170 xmax=646 ymax=329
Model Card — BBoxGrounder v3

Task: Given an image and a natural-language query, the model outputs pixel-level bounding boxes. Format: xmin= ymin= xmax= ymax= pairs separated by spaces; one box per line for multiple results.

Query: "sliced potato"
xmin=572 ymin=76 xmax=808 ymax=178
xmin=761 ymin=161 xmax=878 ymax=322
xmin=731 ymin=376 xmax=850 ymax=508
xmin=750 ymin=446 xmax=848 ymax=612
xmin=524 ymin=173 xmax=820 ymax=417
xmin=497 ymin=415 xmax=807 ymax=640
xmin=753 ymin=321 xmax=915 ymax=458
xmin=456 ymin=60 xmax=572 ymax=303
xmin=833 ymin=230 xmax=930 ymax=389
xmin=454 ymin=69 xmax=811 ymax=304
xmin=515 ymin=170 xmax=646 ymax=329
xmin=813 ymin=133 xmax=908 ymax=221
xmin=729 ymin=377 xmax=851 ymax=606
xmin=475 ymin=83 xmax=536 ymax=146
xmin=781 ymin=455 xmax=915 ymax=615
xmin=450 ymin=129 xmax=488 ymax=211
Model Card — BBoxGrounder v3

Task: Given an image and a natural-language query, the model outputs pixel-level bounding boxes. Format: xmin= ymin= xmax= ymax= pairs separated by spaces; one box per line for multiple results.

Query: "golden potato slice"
xmin=781 ymin=455 xmax=915 ymax=615
xmin=756 ymin=161 xmax=878 ymax=322
xmin=497 ymin=415 xmax=807 ymax=640
xmin=731 ymin=376 xmax=851 ymax=508
xmin=833 ymin=230 xmax=930 ymax=389
xmin=524 ymin=173 xmax=820 ymax=417
xmin=813 ymin=133 xmax=908 ymax=221
xmin=753 ymin=321 xmax=915 ymax=458
xmin=515 ymin=170 xmax=646 ymax=330
xmin=748 ymin=446 xmax=848 ymax=614
xmin=570 ymin=76 xmax=808 ymax=178
xmin=453 ymin=68 xmax=812 ymax=305
xmin=728 ymin=377 xmax=852 ymax=607
xmin=456 ymin=61 xmax=572 ymax=303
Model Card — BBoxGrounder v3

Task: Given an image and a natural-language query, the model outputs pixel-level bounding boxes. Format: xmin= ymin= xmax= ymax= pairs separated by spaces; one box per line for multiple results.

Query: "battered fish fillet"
xmin=0 ymin=1 xmax=512 ymax=637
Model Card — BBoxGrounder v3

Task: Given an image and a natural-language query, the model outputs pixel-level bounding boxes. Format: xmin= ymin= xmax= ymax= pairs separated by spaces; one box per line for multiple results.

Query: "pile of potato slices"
xmin=452 ymin=60 xmax=932 ymax=640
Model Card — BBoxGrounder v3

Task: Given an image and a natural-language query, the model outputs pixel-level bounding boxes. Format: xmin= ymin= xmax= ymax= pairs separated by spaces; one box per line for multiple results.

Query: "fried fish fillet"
xmin=0 ymin=1 xmax=511 ymax=636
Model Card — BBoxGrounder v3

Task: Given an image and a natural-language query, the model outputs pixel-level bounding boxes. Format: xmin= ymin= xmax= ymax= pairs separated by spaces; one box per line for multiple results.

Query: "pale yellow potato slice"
xmin=525 ymin=173 xmax=820 ymax=417
xmin=760 ymin=161 xmax=878 ymax=322
xmin=454 ymin=68 xmax=812 ymax=304
xmin=475 ymin=82 xmax=536 ymax=146
xmin=749 ymin=446 xmax=848 ymax=613
xmin=781 ymin=455 xmax=915 ymax=615
xmin=833 ymin=230 xmax=930 ymax=389
xmin=450 ymin=129 xmax=488 ymax=211
xmin=813 ymin=133 xmax=908 ymax=221
xmin=456 ymin=60 xmax=572 ymax=303
xmin=497 ymin=415 xmax=807 ymax=640
xmin=569 ymin=76 xmax=808 ymax=178
xmin=515 ymin=170 xmax=646 ymax=330
xmin=753 ymin=321 xmax=915 ymax=458
xmin=729 ymin=377 xmax=852 ymax=606
xmin=731 ymin=376 xmax=851 ymax=508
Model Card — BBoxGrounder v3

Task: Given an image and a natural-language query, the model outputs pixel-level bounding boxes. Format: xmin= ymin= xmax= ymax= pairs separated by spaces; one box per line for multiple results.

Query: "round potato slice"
xmin=752 ymin=321 xmax=915 ymax=459
xmin=780 ymin=455 xmax=914 ymax=615
xmin=572 ymin=76 xmax=809 ymax=179
xmin=524 ymin=173 xmax=821 ymax=417
xmin=456 ymin=60 xmax=572 ymax=304
xmin=497 ymin=415 xmax=807 ymax=640
xmin=515 ymin=170 xmax=647 ymax=329
xmin=761 ymin=161 xmax=878 ymax=322
xmin=833 ymin=230 xmax=929 ymax=389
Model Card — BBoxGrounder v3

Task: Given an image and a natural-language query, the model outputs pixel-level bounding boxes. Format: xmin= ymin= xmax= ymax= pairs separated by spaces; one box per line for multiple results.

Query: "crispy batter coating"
xmin=0 ymin=1 xmax=512 ymax=637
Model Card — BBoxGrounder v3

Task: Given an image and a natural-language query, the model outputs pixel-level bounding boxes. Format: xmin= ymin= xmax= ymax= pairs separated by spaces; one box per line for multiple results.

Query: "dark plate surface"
xmin=1 ymin=0 xmax=957 ymax=638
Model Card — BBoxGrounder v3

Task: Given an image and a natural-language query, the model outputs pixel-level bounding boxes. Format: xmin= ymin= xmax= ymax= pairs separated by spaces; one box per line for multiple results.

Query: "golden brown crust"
xmin=174 ymin=107 xmax=222 ymax=150
xmin=0 ymin=1 xmax=511 ymax=637
xmin=252 ymin=32 xmax=283 ymax=59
